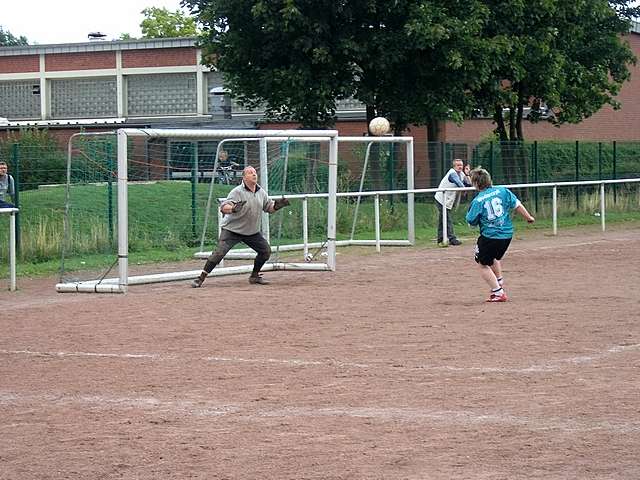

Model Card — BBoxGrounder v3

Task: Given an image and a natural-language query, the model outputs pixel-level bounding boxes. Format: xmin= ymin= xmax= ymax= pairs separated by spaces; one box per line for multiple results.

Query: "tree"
xmin=183 ymin=1 xmax=355 ymax=128
xmin=474 ymin=0 xmax=639 ymax=143
xmin=183 ymin=0 xmax=489 ymax=135
xmin=185 ymin=0 xmax=497 ymax=192
xmin=140 ymin=7 xmax=199 ymax=38
xmin=348 ymin=0 xmax=492 ymax=137
xmin=0 ymin=26 xmax=28 ymax=46
xmin=184 ymin=0 xmax=495 ymax=192
xmin=342 ymin=0 xmax=493 ymax=185
xmin=467 ymin=0 xmax=639 ymax=182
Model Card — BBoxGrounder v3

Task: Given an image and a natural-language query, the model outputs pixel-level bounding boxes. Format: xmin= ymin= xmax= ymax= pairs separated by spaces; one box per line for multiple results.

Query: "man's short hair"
xmin=470 ymin=166 xmax=493 ymax=190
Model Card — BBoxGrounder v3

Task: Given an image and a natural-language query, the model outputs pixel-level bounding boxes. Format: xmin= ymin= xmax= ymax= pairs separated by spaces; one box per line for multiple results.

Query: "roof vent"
xmin=88 ymin=32 xmax=108 ymax=41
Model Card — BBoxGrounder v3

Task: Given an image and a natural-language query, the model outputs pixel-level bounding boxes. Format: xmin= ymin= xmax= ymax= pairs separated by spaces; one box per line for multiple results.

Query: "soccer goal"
xmin=194 ymin=135 xmax=416 ymax=261
xmin=56 ymin=128 xmax=339 ymax=293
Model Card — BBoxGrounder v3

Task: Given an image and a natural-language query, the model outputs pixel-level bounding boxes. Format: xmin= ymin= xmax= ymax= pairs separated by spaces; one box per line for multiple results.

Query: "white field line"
xmin=0 ymin=390 xmax=638 ymax=434
xmin=204 ymin=356 xmax=370 ymax=369
xmin=0 ymin=349 xmax=160 ymax=359
xmin=508 ymin=239 xmax=612 ymax=254
xmin=413 ymin=343 xmax=640 ymax=373
xmin=259 ymin=406 xmax=640 ymax=434
xmin=0 ymin=391 xmax=237 ymax=417
xmin=1 ymin=343 xmax=639 ymax=375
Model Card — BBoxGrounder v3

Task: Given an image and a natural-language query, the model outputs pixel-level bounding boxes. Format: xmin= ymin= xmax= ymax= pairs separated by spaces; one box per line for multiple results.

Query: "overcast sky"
xmin=1 ymin=0 xmax=187 ymax=45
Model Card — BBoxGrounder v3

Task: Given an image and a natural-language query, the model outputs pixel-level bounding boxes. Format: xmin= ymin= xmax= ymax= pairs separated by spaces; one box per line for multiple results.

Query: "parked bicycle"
xmin=216 ymin=161 xmax=241 ymax=185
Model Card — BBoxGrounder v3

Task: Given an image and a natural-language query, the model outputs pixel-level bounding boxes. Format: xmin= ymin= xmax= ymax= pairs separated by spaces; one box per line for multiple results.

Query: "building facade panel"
xmin=0 ymin=55 xmax=39 ymax=74
xmin=45 ymin=51 xmax=116 ymax=71
xmin=51 ymin=77 xmax=117 ymax=119
xmin=0 ymin=80 xmax=41 ymax=120
xmin=127 ymin=73 xmax=197 ymax=116
xmin=122 ymin=48 xmax=196 ymax=68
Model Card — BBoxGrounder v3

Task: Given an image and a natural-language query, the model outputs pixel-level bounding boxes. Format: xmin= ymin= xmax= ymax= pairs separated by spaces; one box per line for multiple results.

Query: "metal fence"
xmin=426 ymin=140 xmax=640 ymax=186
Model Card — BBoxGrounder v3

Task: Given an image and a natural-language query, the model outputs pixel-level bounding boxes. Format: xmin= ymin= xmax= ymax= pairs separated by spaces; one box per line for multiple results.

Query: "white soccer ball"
xmin=369 ymin=117 xmax=391 ymax=136
xmin=304 ymin=253 xmax=314 ymax=262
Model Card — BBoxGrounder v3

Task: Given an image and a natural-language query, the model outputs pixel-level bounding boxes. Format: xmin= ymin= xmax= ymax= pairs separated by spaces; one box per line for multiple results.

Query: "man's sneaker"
xmin=449 ymin=238 xmax=462 ymax=246
xmin=486 ymin=292 xmax=508 ymax=302
xmin=191 ymin=278 xmax=203 ymax=288
xmin=249 ymin=275 xmax=270 ymax=285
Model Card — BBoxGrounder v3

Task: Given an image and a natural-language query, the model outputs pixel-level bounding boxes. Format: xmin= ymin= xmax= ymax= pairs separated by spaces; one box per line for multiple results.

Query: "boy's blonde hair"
xmin=470 ymin=166 xmax=493 ymax=190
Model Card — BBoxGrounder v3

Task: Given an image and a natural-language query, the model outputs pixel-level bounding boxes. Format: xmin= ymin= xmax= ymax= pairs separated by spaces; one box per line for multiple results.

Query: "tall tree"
xmin=184 ymin=0 xmax=359 ymax=128
xmin=474 ymin=0 xmax=639 ymax=143
xmin=140 ymin=7 xmax=199 ymax=38
xmin=468 ymin=0 xmax=639 ymax=182
xmin=352 ymin=0 xmax=491 ymax=136
xmin=183 ymin=0 xmax=488 ymax=133
xmin=0 ymin=26 xmax=28 ymax=46
xmin=183 ymin=0 xmax=638 ymax=156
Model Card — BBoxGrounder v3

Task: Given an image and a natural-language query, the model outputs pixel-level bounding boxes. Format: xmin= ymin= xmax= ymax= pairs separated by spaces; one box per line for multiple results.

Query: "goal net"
xmin=56 ymin=128 xmax=339 ymax=293
xmin=194 ymin=135 xmax=415 ymax=262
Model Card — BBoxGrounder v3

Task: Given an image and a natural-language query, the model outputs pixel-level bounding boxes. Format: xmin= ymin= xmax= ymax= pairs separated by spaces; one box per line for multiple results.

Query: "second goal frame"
xmin=195 ymin=135 xmax=416 ymax=261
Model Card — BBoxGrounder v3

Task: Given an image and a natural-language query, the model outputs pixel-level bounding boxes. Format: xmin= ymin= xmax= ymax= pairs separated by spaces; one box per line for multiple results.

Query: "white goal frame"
xmin=195 ymin=136 xmax=416 ymax=260
xmin=56 ymin=128 xmax=339 ymax=293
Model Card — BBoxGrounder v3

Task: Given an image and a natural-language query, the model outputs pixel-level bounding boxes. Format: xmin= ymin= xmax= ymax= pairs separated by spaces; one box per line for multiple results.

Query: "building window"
xmin=51 ymin=77 xmax=117 ymax=119
xmin=0 ymin=80 xmax=41 ymax=120
xmin=127 ymin=73 xmax=197 ymax=116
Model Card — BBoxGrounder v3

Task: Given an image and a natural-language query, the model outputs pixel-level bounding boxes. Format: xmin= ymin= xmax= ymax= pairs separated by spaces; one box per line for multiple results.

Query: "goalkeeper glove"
xmin=273 ymin=197 xmax=290 ymax=211
xmin=231 ymin=200 xmax=246 ymax=213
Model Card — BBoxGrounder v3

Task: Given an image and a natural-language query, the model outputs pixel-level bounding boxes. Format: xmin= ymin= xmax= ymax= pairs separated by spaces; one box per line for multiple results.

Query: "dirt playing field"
xmin=1 ymin=225 xmax=639 ymax=479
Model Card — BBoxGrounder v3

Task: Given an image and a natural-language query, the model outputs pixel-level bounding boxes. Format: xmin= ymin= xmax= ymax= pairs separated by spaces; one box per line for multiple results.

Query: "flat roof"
xmin=0 ymin=37 xmax=198 ymax=57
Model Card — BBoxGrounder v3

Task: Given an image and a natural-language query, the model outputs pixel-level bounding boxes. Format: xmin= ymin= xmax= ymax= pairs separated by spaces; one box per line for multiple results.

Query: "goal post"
xmin=194 ymin=135 xmax=416 ymax=260
xmin=55 ymin=128 xmax=339 ymax=293
xmin=1 ymin=207 xmax=18 ymax=291
xmin=340 ymin=136 xmax=415 ymax=247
